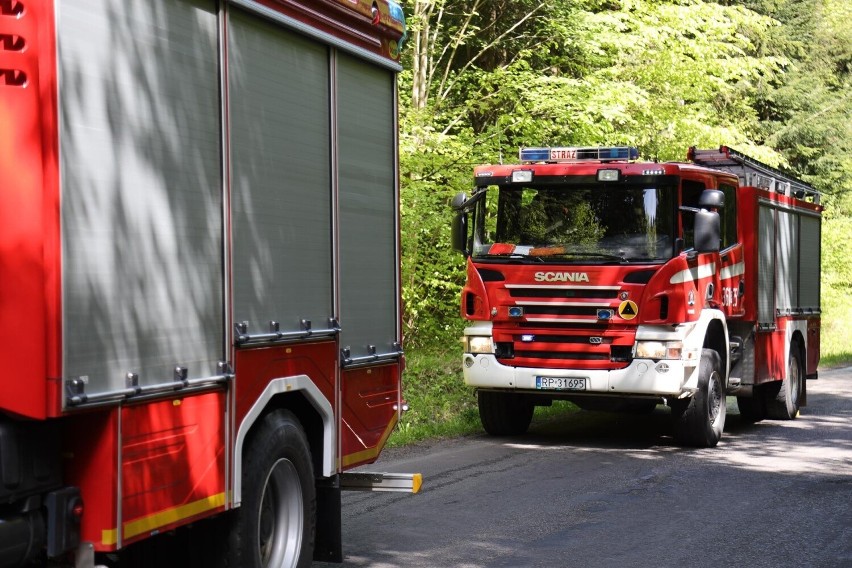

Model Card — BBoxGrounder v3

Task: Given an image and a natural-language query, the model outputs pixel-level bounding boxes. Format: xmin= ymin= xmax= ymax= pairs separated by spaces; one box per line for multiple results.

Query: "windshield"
xmin=471 ymin=183 xmax=677 ymax=263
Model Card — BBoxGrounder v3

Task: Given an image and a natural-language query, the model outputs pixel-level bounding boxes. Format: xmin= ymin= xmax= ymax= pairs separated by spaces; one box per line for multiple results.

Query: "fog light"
xmin=466 ymin=336 xmax=493 ymax=354
xmin=635 ymin=340 xmax=682 ymax=360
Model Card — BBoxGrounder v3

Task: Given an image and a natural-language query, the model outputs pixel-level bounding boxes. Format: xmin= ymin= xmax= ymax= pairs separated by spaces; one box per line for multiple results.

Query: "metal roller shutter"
xmin=228 ymin=9 xmax=333 ymax=337
xmin=798 ymin=214 xmax=821 ymax=311
xmin=757 ymin=205 xmax=776 ymax=326
xmin=337 ymin=54 xmax=398 ymax=360
xmin=58 ymin=0 xmax=223 ymax=398
xmin=775 ymin=210 xmax=798 ymax=314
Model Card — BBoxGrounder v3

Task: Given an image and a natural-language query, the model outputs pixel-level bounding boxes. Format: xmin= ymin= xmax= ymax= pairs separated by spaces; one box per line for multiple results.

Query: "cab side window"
xmin=682 ymin=179 xmax=738 ymax=251
xmin=719 ymin=182 xmax=738 ymax=249
xmin=681 ymin=180 xmax=705 ymax=250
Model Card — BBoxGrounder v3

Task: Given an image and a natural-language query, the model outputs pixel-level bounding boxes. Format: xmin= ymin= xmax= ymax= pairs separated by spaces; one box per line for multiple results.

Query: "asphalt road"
xmin=319 ymin=367 xmax=852 ymax=568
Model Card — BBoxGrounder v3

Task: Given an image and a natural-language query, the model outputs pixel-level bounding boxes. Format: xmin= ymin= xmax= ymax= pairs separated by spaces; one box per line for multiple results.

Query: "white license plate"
xmin=535 ymin=376 xmax=586 ymax=391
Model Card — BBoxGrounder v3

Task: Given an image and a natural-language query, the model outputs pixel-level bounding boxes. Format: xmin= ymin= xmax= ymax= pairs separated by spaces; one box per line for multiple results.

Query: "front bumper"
xmin=463 ymin=353 xmax=698 ymax=397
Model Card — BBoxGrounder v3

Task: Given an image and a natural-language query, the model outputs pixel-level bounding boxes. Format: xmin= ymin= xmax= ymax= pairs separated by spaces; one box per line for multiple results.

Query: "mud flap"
xmin=314 ymin=475 xmax=342 ymax=563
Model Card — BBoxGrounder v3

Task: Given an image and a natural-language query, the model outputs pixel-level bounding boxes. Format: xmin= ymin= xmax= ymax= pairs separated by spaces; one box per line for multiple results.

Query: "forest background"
xmin=392 ymin=0 xmax=852 ymax=444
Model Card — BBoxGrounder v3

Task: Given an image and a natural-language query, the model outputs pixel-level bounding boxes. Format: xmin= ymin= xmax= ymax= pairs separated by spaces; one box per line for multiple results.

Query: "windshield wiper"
xmin=476 ymin=253 xmax=524 ymax=259
xmin=474 ymin=253 xmax=544 ymax=262
xmin=531 ymin=251 xmax=628 ymax=262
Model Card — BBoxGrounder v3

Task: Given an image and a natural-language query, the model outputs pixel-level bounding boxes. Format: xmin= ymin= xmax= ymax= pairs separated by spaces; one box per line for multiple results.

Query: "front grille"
xmin=508 ymin=287 xmax=618 ymax=299
xmin=514 ymin=334 xmax=613 ymax=345
xmin=514 ymin=350 xmax=609 ymax=361
xmin=522 ymin=305 xmax=602 ymax=316
xmin=496 ymin=281 xmax=637 ymax=370
xmin=494 ymin=325 xmax=635 ymax=370
xmin=518 ymin=322 xmax=610 ymax=330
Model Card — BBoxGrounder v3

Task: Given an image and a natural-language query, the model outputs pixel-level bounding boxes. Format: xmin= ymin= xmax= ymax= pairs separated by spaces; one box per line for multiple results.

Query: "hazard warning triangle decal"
xmin=618 ymin=300 xmax=638 ymax=320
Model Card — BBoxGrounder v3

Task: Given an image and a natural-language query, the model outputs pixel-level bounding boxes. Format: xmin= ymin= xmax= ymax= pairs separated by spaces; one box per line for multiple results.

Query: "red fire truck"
xmin=451 ymin=145 xmax=821 ymax=448
xmin=0 ymin=1 xmax=417 ymax=566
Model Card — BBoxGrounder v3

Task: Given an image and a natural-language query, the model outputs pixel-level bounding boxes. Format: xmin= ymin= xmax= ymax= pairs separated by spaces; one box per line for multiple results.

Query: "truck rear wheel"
xmin=227 ymin=409 xmax=316 ymax=568
xmin=478 ymin=391 xmax=534 ymax=436
xmin=736 ymin=394 xmax=766 ymax=423
xmin=765 ymin=346 xmax=803 ymax=420
xmin=672 ymin=349 xmax=725 ymax=447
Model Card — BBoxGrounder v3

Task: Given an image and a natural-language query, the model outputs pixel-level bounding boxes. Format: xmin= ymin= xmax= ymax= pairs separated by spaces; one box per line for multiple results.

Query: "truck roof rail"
xmin=688 ymin=146 xmax=821 ymax=204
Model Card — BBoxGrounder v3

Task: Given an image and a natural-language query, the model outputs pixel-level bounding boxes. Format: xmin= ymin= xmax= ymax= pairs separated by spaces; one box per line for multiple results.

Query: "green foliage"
xmin=397 ymin=0 xmax=852 ymax=350
xmin=748 ymin=0 xmax=852 ymax=212
xmin=399 ymin=111 xmax=481 ymax=347
xmin=821 ymin=217 xmax=852 ymax=367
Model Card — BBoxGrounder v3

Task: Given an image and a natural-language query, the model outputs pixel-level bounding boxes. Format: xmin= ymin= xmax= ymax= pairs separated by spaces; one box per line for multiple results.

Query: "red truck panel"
xmin=63 ymin=409 xmax=120 ymax=551
xmin=233 ymin=341 xmax=338 ymax=426
xmin=0 ymin=0 xmax=61 ymax=419
xmin=341 ymin=363 xmax=400 ymax=469
xmin=120 ymin=391 xmax=226 ymax=546
xmin=755 ymin=325 xmax=787 ymax=384
xmin=62 ymin=392 xmax=227 ymax=551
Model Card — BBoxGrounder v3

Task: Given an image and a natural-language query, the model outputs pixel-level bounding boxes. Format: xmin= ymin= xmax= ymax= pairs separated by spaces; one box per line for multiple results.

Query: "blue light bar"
xmin=603 ymin=146 xmax=639 ymax=160
xmin=519 ymin=146 xmax=640 ymax=163
xmin=518 ymin=147 xmax=551 ymax=162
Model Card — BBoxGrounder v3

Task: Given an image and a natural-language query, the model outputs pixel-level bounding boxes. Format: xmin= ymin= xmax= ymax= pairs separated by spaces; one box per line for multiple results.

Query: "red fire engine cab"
xmin=451 ymin=145 xmax=821 ymax=448
xmin=0 ymin=1 xmax=417 ymax=566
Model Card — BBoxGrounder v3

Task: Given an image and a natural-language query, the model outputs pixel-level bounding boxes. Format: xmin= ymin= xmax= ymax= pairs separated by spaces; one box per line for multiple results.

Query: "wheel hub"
xmin=257 ymin=458 xmax=304 ymax=568
xmin=708 ymin=372 xmax=722 ymax=422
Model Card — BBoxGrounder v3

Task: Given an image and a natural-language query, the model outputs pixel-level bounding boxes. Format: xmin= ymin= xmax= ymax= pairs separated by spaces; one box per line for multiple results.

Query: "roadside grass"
xmin=820 ymin=282 xmax=852 ymax=369
xmin=388 ymin=344 xmax=578 ymax=447
xmin=388 ymin=345 xmax=479 ymax=447
xmin=820 ymin=216 xmax=852 ymax=369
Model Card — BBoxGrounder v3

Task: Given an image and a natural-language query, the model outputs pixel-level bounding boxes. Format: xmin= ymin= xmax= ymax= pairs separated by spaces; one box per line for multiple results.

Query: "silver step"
xmin=340 ymin=472 xmax=423 ymax=493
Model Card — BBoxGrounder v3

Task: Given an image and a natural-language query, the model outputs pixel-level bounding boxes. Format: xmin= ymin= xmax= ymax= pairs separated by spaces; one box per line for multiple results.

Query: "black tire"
xmin=226 ymin=409 xmax=316 ymax=568
xmin=478 ymin=391 xmax=534 ymax=436
xmin=672 ymin=349 xmax=726 ymax=447
xmin=765 ymin=345 xmax=803 ymax=420
xmin=736 ymin=393 xmax=766 ymax=423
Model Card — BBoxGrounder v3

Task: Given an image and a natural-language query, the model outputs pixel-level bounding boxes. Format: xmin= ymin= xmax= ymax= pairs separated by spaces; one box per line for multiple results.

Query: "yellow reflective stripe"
xmin=123 ymin=492 xmax=227 ymax=540
xmin=341 ymin=413 xmax=398 ymax=468
xmin=101 ymin=529 xmax=118 ymax=546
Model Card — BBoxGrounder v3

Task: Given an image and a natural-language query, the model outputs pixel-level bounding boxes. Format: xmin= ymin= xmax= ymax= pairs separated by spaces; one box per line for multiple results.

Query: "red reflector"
xmin=72 ymin=502 xmax=84 ymax=519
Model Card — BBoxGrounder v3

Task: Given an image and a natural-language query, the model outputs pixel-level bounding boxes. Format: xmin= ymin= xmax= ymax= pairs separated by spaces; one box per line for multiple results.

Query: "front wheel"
xmin=478 ymin=391 xmax=534 ymax=436
xmin=672 ymin=349 xmax=726 ymax=448
xmin=227 ymin=409 xmax=316 ymax=568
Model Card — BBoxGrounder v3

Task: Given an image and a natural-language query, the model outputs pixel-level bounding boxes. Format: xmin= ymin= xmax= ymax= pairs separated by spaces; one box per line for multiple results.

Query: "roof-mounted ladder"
xmin=688 ymin=146 xmax=820 ymax=204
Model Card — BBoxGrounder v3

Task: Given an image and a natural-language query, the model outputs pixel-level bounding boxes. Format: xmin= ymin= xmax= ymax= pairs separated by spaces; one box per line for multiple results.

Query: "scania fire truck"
xmin=0 ymin=1 xmax=417 ymax=566
xmin=451 ymin=145 xmax=821 ymax=448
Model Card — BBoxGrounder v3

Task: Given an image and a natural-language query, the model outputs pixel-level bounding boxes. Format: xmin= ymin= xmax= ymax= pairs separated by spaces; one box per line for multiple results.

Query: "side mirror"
xmin=699 ymin=189 xmax=725 ymax=209
xmin=451 ymin=192 xmax=468 ymax=210
xmin=451 ymin=211 xmax=469 ymax=255
xmin=694 ymin=209 xmax=721 ymax=253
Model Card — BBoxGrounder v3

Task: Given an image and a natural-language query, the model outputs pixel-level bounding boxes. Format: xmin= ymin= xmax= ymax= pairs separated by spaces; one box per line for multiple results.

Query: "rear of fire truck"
xmin=0 ymin=1 xmax=414 ymax=566
xmin=451 ymin=145 xmax=820 ymax=448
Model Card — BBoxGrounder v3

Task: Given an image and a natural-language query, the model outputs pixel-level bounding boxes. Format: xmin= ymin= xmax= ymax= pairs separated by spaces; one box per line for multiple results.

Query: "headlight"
xmin=635 ymin=340 xmax=682 ymax=360
xmin=466 ymin=336 xmax=493 ymax=354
